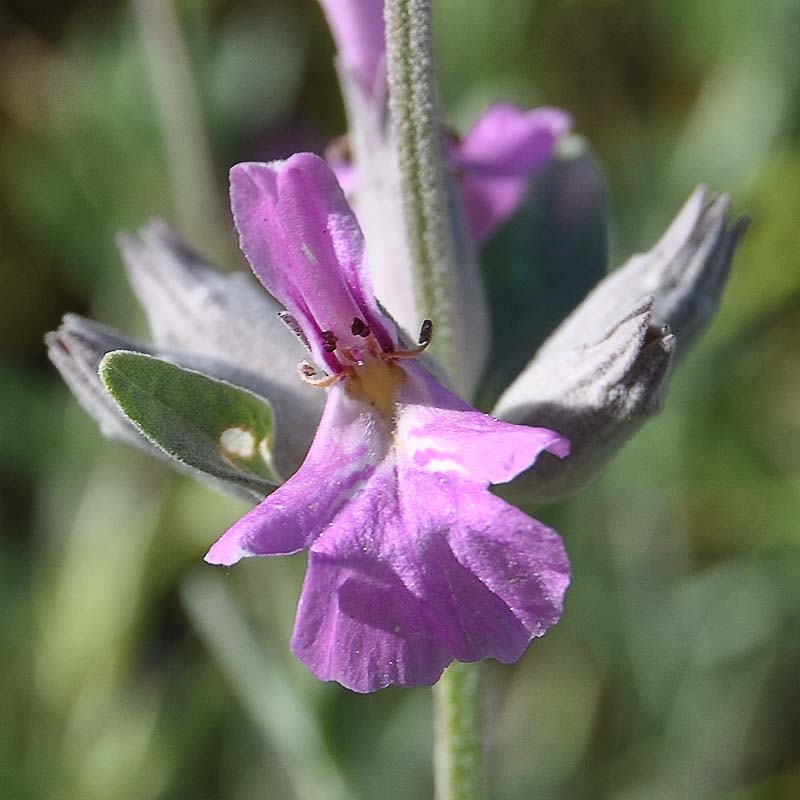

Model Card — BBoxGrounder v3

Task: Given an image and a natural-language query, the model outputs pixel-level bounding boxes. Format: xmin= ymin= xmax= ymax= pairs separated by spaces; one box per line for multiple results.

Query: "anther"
xmin=298 ymin=361 xmax=345 ymax=388
xmin=321 ymin=330 xmax=338 ymax=353
xmin=279 ymin=311 xmax=310 ymax=351
xmin=351 ymin=317 xmax=371 ymax=338
xmin=387 ymin=319 xmax=435 ymax=360
xmin=418 ymin=319 xmax=433 ymax=346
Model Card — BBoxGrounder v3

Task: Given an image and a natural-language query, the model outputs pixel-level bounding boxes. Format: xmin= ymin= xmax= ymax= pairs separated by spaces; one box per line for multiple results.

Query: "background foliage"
xmin=2 ymin=1 xmax=799 ymax=798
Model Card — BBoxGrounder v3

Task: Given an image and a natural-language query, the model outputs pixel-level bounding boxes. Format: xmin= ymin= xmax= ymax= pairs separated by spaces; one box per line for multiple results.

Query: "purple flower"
xmin=450 ymin=103 xmax=572 ymax=243
xmin=205 ymin=153 xmax=570 ymax=692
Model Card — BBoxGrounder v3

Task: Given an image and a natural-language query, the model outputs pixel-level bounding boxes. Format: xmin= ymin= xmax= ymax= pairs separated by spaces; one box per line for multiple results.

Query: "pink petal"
xmin=397 ymin=363 xmax=569 ymax=484
xmin=209 ymin=360 xmax=571 ymax=691
xmin=446 ymin=488 xmax=571 ymax=640
xmin=453 ymin=103 xmax=572 ymax=242
xmin=292 ymin=542 xmax=452 ymax=692
xmin=292 ymin=462 xmax=569 ymax=692
xmin=205 ymin=382 xmax=390 ymax=565
xmin=229 ymin=154 xmax=396 ymax=370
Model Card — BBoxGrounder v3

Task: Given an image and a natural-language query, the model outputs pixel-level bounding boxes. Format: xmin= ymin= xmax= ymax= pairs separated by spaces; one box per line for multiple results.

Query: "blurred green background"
xmin=2 ymin=1 xmax=799 ymax=798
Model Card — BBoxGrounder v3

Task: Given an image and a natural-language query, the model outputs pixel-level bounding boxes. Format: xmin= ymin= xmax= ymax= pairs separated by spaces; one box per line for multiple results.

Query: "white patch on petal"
xmin=333 ymin=452 xmax=374 ymax=506
xmin=301 ymin=243 xmax=318 ymax=265
xmin=219 ymin=426 xmax=256 ymax=459
xmin=419 ymin=457 xmax=468 ymax=475
xmin=400 ymin=432 xmax=468 ymax=476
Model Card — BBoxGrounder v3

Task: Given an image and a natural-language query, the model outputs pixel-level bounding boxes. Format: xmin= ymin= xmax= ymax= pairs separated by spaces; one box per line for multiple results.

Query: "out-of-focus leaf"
xmin=100 ymin=351 xmax=281 ymax=494
xmin=205 ymin=6 xmax=307 ymax=139
xmin=181 ymin=571 xmax=352 ymax=800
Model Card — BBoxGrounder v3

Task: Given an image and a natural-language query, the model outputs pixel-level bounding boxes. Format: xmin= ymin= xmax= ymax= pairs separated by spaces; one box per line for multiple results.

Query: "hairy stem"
xmin=384 ymin=0 xmax=486 ymax=397
xmin=434 ymin=662 xmax=484 ymax=800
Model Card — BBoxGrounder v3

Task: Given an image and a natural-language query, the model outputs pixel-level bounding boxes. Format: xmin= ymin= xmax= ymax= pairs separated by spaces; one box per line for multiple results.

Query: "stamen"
xmin=299 ymin=362 xmax=317 ymax=378
xmin=321 ymin=330 xmax=338 ymax=353
xmin=278 ymin=311 xmax=310 ymax=351
xmin=387 ymin=319 xmax=435 ymax=360
xmin=298 ymin=361 xmax=345 ymax=388
xmin=351 ymin=317 xmax=371 ymax=337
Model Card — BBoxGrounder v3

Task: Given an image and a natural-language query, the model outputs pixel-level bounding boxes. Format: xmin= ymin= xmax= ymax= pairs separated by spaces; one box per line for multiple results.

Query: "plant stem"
xmin=434 ymin=662 xmax=484 ymax=800
xmin=382 ymin=7 xmax=486 ymax=787
xmin=384 ymin=0 xmax=487 ymax=399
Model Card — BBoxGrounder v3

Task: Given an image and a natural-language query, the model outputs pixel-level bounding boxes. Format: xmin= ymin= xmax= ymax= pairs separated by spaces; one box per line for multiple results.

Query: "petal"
xmin=456 ymin=104 xmax=572 ymax=176
xmin=397 ymin=364 xmax=569 ymax=485
xmin=292 ymin=545 xmax=451 ymax=692
xmin=205 ymin=381 xmax=391 ymax=565
xmin=318 ymin=0 xmax=385 ymax=95
xmin=292 ymin=461 xmax=569 ymax=692
xmin=452 ymin=104 xmax=572 ymax=242
xmin=229 ymin=153 xmax=396 ymax=369
xmin=326 ymin=140 xmax=357 ymax=196
xmin=445 ymin=485 xmax=571 ymax=640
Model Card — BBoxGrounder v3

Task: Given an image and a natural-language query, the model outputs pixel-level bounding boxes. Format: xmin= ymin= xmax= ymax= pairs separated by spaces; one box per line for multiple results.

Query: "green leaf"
xmin=100 ymin=351 xmax=281 ymax=494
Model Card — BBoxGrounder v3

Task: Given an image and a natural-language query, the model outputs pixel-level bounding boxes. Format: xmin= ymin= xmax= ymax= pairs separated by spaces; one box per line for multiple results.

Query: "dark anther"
xmin=321 ymin=330 xmax=338 ymax=353
xmin=418 ymin=319 xmax=433 ymax=346
xmin=300 ymin=363 xmax=317 ymax=377
xmin=351 ymin=317 xmax=371 ymax=337
xmin=279 ymin=311 xmax=311 ymax=350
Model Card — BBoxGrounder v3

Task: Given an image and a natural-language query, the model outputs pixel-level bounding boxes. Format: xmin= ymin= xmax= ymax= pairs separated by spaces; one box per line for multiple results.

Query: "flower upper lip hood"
xmin=229 ymin=156 xmax=398 ymax=373
xmin=206 ymin=152 xmax=571 ymax=692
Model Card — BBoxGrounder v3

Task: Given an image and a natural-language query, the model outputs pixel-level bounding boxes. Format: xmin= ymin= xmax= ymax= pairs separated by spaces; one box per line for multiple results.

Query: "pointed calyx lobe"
xmin=495 ymin=186 xmax=747 ymax=502
xmin=212 ymin=153 xmax=571 ymax=692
